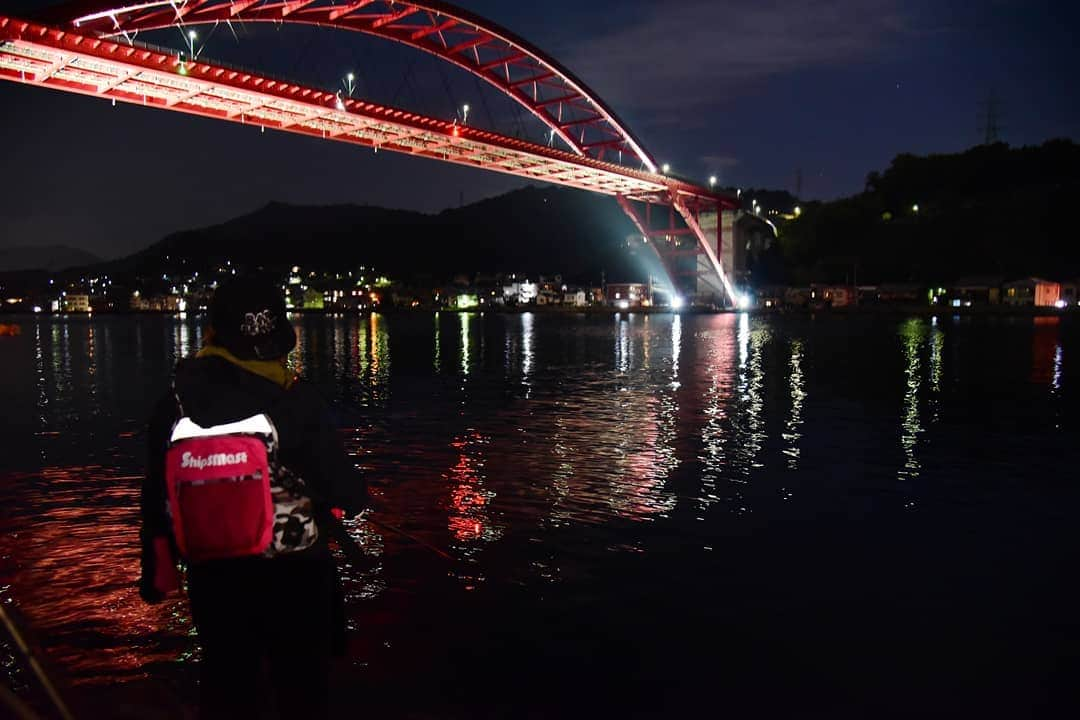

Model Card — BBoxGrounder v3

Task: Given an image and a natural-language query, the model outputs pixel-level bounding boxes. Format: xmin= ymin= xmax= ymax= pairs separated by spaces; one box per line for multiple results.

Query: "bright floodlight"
xmin=188 ymin=30 xmax=197 ymax=39
xmin=913 ymin=204 xmax=920 ymax=213
xmin=671 ymin=296 xmax=685 ymax=310
xmin=709 ymin=176 xmax=717 ymax=187
xmin=737 ymin=293 xmax=752 ymax=310
xmin=662 ymin=163 xmax=671 ymax=174
xmin=463 ymin=104 xmax=470 ymax=112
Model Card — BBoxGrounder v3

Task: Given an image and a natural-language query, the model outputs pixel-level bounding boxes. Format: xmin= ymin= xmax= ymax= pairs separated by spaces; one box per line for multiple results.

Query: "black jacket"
xmin=140 ymin=356 xmax=367 ymax=588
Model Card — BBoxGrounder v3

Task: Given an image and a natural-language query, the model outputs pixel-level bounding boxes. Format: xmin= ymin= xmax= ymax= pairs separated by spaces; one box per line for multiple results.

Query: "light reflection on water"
xmin=899 ymin=318 xmax=925 ymax=482
xmin=0 ymin=312 xmax=1075 ymax=711
xmin=782 ymin=339 xmax=806 ymax=471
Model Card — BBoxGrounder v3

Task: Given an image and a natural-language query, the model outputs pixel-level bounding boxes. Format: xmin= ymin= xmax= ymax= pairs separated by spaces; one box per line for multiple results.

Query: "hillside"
xmin=0 ymin=245 xmax=100 ymax=273
xmin=104 ymin=186 xmax=655 ymax=284
xmin=772 ymin=139 xmax=1080 ymax=285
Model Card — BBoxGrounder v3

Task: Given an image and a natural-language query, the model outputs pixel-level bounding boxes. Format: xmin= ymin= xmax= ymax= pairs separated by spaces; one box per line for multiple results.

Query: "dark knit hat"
xmin=209 ymin=275 xmax=296 ymax=360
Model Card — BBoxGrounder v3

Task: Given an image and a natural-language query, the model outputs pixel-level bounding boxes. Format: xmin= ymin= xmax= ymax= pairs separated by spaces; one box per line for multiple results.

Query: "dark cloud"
xmin=568 ymin=0 xmax=911 ymax=117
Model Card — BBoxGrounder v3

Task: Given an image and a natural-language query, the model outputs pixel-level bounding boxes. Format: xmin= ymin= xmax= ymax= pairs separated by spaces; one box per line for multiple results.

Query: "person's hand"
xmin=140 ymin=537 xmax=181 ymax=604
xmin=138 ymin=577 xmax=165 ymax=604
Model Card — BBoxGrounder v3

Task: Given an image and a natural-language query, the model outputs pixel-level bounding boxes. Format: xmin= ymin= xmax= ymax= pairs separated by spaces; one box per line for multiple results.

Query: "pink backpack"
xmin=165 ymin=415 xmax=277 ymax=562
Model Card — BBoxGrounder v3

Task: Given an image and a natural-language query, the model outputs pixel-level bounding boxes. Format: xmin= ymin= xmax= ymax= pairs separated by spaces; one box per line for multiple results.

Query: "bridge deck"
xmin=0 ymin=16 xmax=725 ymax=206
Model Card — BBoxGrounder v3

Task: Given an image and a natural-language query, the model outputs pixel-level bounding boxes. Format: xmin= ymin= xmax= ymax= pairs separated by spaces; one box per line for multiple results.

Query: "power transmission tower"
xmin=979 ymin=91 xmax=1003 ymax=145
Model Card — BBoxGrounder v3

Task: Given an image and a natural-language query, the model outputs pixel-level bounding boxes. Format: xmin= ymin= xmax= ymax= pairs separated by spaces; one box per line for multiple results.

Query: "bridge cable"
xmin=433 ymin=57 xmax=461 ymax=121
xmin=390 ymin=55 xmax=421 ymax=111
xmin=470 ymin=73 xmax=497 ymax=132
xmin=283 ymin=24 xmax=323 ymax=88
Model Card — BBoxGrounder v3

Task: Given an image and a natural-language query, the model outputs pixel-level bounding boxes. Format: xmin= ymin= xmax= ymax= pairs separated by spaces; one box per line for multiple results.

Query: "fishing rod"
xmin=362 ymin=515 xmax=457 ymax=563
xmin=0 ymin=604 xmax=75 ymax=720
xmin=325 ymin=506 xmax=457 ymax=565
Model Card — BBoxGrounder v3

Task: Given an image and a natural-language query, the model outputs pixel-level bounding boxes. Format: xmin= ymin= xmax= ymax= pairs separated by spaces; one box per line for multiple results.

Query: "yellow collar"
xmin=196 ymin=344 xmax=295 ymax=389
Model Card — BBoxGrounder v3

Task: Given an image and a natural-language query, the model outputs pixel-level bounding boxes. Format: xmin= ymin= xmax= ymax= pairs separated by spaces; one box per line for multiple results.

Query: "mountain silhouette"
xmin=111 ymin=186 xmax=660 ymax=284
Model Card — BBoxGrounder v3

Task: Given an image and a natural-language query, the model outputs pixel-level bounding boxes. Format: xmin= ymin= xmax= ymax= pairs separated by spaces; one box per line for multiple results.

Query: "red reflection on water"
xmin=0 ymin=465 xmax=193 ymax=686
xmin=446 ymin=431 xmax=495 ymax=543
xmin=1031 ymin=316 xmax=1061 ymax=384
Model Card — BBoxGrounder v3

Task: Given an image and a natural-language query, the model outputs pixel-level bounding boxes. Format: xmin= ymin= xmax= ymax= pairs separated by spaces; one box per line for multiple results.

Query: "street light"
xmin=661 ymin=163 xmax=671 ymax=174
xmin=709 ymin=176 xmax=717 ymax=188
xmin=912 ymin=203 xmax=920 ymax=214
xmin=345 ymin=72 xmax=355 ymax=96
xmin=462 ymin=104 xmax=470 ymax=124
xmin=187 ymin=30 xmax=197 ymax=57
xmin=794 ymin=206 xmax=802 ymax=217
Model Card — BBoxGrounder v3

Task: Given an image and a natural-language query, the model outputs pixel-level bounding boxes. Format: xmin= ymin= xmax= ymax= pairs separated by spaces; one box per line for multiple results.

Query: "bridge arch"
xmin=45 ymin=0 xmax=657 ymax=171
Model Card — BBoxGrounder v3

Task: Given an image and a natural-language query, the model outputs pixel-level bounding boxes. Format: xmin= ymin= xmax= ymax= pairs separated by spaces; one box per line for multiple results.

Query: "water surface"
xmin=0 ymin=312 xmax=1076 ymax=717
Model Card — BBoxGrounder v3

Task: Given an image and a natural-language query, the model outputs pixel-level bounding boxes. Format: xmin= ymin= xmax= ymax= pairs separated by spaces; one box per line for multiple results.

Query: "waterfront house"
xmin=1060 ymin=281 xmax=1077 ymax=307
xmin=62 ymin=293 xmax=91 ymax=313
xmin=949 ymin=277 xmax=1004 ymax=306
xmin=1003 ymin=278 xmax=1061 ymax=307
xmin=816 ymin=286 xmax=857 ymax=308
xmin=606 ymin=283 xmax=649 ymax=309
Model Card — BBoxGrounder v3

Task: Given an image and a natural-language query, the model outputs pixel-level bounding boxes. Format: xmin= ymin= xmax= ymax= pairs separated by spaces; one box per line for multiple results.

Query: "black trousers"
xmin=187 ymin=548 xmax=342 ymax=720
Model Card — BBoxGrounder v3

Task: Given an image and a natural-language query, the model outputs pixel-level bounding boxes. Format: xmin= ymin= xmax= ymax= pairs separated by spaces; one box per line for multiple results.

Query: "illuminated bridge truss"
xmin=1 ymin=1 xmax=740 ymax=304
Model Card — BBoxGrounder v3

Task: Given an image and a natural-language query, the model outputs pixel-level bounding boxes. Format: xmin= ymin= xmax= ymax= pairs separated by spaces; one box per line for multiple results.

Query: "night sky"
xmin=1 ymin=0 xmax=1077 ymax=259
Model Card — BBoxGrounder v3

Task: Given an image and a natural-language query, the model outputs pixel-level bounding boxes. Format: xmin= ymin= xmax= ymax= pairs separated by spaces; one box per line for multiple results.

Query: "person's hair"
xmin=208 ymin=274 xmax=296 ymax=360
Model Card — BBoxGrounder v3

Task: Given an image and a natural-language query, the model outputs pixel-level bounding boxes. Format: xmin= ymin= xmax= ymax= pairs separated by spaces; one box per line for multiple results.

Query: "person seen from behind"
xmin=138 ymin=275 xmax=368 ymax=719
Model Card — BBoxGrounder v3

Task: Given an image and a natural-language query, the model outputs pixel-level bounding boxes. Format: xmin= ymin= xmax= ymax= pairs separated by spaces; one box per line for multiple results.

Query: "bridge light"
xmin=463 ymin=104 xmax=470 ymax=124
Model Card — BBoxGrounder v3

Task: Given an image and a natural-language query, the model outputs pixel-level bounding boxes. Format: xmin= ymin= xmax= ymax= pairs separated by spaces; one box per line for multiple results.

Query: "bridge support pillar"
xmin=697 ymin=209 xmax=738 ymax=301
xmin=617 ymin=194 xmax=738 ymax=308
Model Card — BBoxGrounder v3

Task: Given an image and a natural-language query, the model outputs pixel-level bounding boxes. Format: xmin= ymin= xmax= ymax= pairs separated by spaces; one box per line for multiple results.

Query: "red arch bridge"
xmin=0 ymin=1 xmax=743 ymax=305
